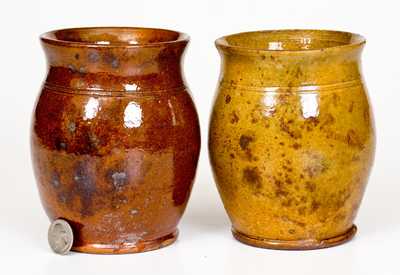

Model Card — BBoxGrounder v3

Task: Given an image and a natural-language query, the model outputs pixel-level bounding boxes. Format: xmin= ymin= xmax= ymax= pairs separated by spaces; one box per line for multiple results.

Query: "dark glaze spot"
xmin=282 ymin=165 xmax=292 ymax=172
xmin=305 ymin=181 xmax=316 ymax=192
xmin=280 ymin=118 xmax=302 ymax=139
xmin=251 ymin=118 xmax=258 ymax=124
xmin=225 ymin=95 xmax=231 ymax=104
xmin=261 ymin=55 xmax=266 ymax=60
xmin=288 ymin=229 xmax=296 ymax=234
xmin=88 ymin=52 xmax=100 ymax=63
xmin=231 ymin=112 xmax=239 ymax=124
xmin=243 ymin=167 xmax=262 ymax=190
xmin=295 ymin=67 xmax=303 ymax=78
xmin=311 ymin=200 xmax=320 ymax=212
xmin=51 ymin=172 xmax=61 ymax=188
xmin=279 ymin=142 xmax=285 ymax=146
xmin=304 ymin=117 xmax=320 ymax=132
xmin=285 ymin=178 xmax=293 ymax=185
xmin=56 ymin=139 xmax=67 ymax=150
xmin=348 ymin=101 xmax=354 ymax=113
xmin=75 ymin=131 xmax=102 ymax=155
xmin=111 ymin=59 xmax=119 ymax=69
xmin=274 ymin=179 xmax=288 ymax=197
xmin=75 ymin=53 xmax=80 ymax=60
xmin=298 ymin=207 xmax=306 ymax=216
xmin=74 ymin=163 xmax=94 ymax=190
xmin=103 ymin=53 xmax=120 ymax=69
xmin=292 ymin=143 xmax=301 ymax=150
xmin=74 ymin=162 xmax=95 ymax=216
xmin=319 ymin=114 xmax=335 ymax=130
xmin=282 ymin=198 xmax=293 ymax=207
xmin=109 ymin=171 xmax=128 ymax=190
xmin=57 ymin=193 xmax=68 ymax=204
xmin=230 ymin=153 xmax=235 ymax=159
xmin=275 ymin=189 xmax=288 ymax=197
xmin=363 ymin=108 xmax=370 ymax=122
xmin=347 ymin=129 xmax=364 ymax=149
xmin=239 ymin=135 xmax=254 ymax=150
xmin=332 ymin=93 xmax=339 ymax=107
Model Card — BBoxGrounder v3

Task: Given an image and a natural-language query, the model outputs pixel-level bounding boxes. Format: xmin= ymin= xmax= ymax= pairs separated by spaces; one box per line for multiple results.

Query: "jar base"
xmin=72 ymin=230 xmax=178 ymax=254
xmin=232 ymin=225 xmax=357 ymax=250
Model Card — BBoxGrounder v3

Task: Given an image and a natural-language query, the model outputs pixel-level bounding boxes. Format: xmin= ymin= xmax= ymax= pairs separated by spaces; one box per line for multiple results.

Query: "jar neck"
xmin=42 ymin=41 xmax=188 ymax=92
xmin=217 ymin=46 xmax=364 ymax=88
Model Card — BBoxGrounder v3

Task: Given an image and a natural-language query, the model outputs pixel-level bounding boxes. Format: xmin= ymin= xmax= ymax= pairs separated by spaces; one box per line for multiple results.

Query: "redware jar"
xmin=209 ymin=30 xmax=375 ymax=250
xmin=31 ymin=27 xmax=201 ymax=254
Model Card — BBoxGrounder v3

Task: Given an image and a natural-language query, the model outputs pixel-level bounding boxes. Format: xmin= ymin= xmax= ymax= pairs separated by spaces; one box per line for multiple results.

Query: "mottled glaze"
xmin=209 ymin=30 xmax=375 ymax=249
xmin=31 ymin=27 xmax=201 ymax=254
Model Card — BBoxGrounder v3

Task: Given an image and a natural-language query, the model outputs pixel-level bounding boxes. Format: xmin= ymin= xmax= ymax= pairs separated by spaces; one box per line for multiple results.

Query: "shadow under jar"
xmin=31 ymin=27 xmax=201 ymax=254
xmin=209 ymin=30 xmax=375 ymax=250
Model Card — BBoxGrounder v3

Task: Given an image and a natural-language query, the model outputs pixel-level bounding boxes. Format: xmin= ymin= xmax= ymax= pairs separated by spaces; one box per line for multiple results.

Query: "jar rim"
xmin=215 ymin=29 xmax=366 ymax=54
xmin=40 ymin=27 xmax=189 ymax=48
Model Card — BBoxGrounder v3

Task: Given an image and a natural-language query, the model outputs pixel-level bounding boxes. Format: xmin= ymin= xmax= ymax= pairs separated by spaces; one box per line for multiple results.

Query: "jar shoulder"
xmin=210 ymin=83 xmax=375 ymax=152
xmin=211 ymin=82 xmax=373 ymax=127
xmin=32 ymin=86 xmax=200 ymax=154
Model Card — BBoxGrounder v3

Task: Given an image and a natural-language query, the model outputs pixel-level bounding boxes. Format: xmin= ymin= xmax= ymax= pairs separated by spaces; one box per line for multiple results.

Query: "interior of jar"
xmin=217 ymin=30 xmax=365 ymax=51
xmin=41 ymin=27 xmax=187 ymax=46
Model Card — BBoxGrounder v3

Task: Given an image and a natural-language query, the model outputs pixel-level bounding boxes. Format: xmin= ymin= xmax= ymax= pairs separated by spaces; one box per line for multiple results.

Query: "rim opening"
xmin=41 ymin=27 xmax=189 ymax=47
xmin=216 ymin=29 xmax=365 ymax=53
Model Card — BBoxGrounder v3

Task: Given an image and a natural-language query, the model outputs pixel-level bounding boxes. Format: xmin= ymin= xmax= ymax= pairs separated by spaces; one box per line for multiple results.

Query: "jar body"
xmin=209 ymin=30 xmax=375 ymax=249
xmin=31 ymin=28 xmax=200 ymax=254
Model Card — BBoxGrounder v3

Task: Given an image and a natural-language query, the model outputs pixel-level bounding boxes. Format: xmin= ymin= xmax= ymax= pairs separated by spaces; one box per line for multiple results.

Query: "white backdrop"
xmin=1 ymin=0 xmax=399 ymax=274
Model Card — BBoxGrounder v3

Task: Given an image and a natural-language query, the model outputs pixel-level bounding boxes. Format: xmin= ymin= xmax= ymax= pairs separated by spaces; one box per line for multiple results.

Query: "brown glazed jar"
xmin=31 ymin=27 xmax=200 ymax=254
xmin=209 ymin=30 xmax=375 ymax=249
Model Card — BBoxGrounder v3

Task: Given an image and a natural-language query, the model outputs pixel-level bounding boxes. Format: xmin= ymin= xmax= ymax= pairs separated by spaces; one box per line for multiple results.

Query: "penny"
xmin=48 ymin=219 xmax=73 ymax=255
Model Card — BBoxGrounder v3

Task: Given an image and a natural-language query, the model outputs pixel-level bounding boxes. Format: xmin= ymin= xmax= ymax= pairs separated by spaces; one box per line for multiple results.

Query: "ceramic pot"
xmin=31 ymin=27 xmax=201 ymax=254
xmin=209 ymin=30 xmax=375 ymax=250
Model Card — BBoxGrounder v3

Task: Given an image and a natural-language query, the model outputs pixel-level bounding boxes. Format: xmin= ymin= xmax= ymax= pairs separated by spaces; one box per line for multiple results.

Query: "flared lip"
xmin=40 ymin=26 xmax=189 ymax=48
xmin=215 ymin=29 xmax=366 ymax=54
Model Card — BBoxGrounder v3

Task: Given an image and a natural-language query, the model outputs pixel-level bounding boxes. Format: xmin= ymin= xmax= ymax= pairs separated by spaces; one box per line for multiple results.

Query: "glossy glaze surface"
xmin=209 ymin=30 xmax=375 ymax=249
xmin=32 ymin=27 xmax=201 ymax=254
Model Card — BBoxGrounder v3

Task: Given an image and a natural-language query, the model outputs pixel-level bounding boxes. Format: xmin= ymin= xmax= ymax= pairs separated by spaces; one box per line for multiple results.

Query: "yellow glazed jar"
xmin=209 ymin=30 xmax=375 ymax=250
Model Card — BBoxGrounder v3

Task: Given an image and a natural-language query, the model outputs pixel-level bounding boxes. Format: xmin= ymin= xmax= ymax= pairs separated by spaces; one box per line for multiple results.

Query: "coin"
xmin=48 ymin=219 xmax=73 ymax=255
